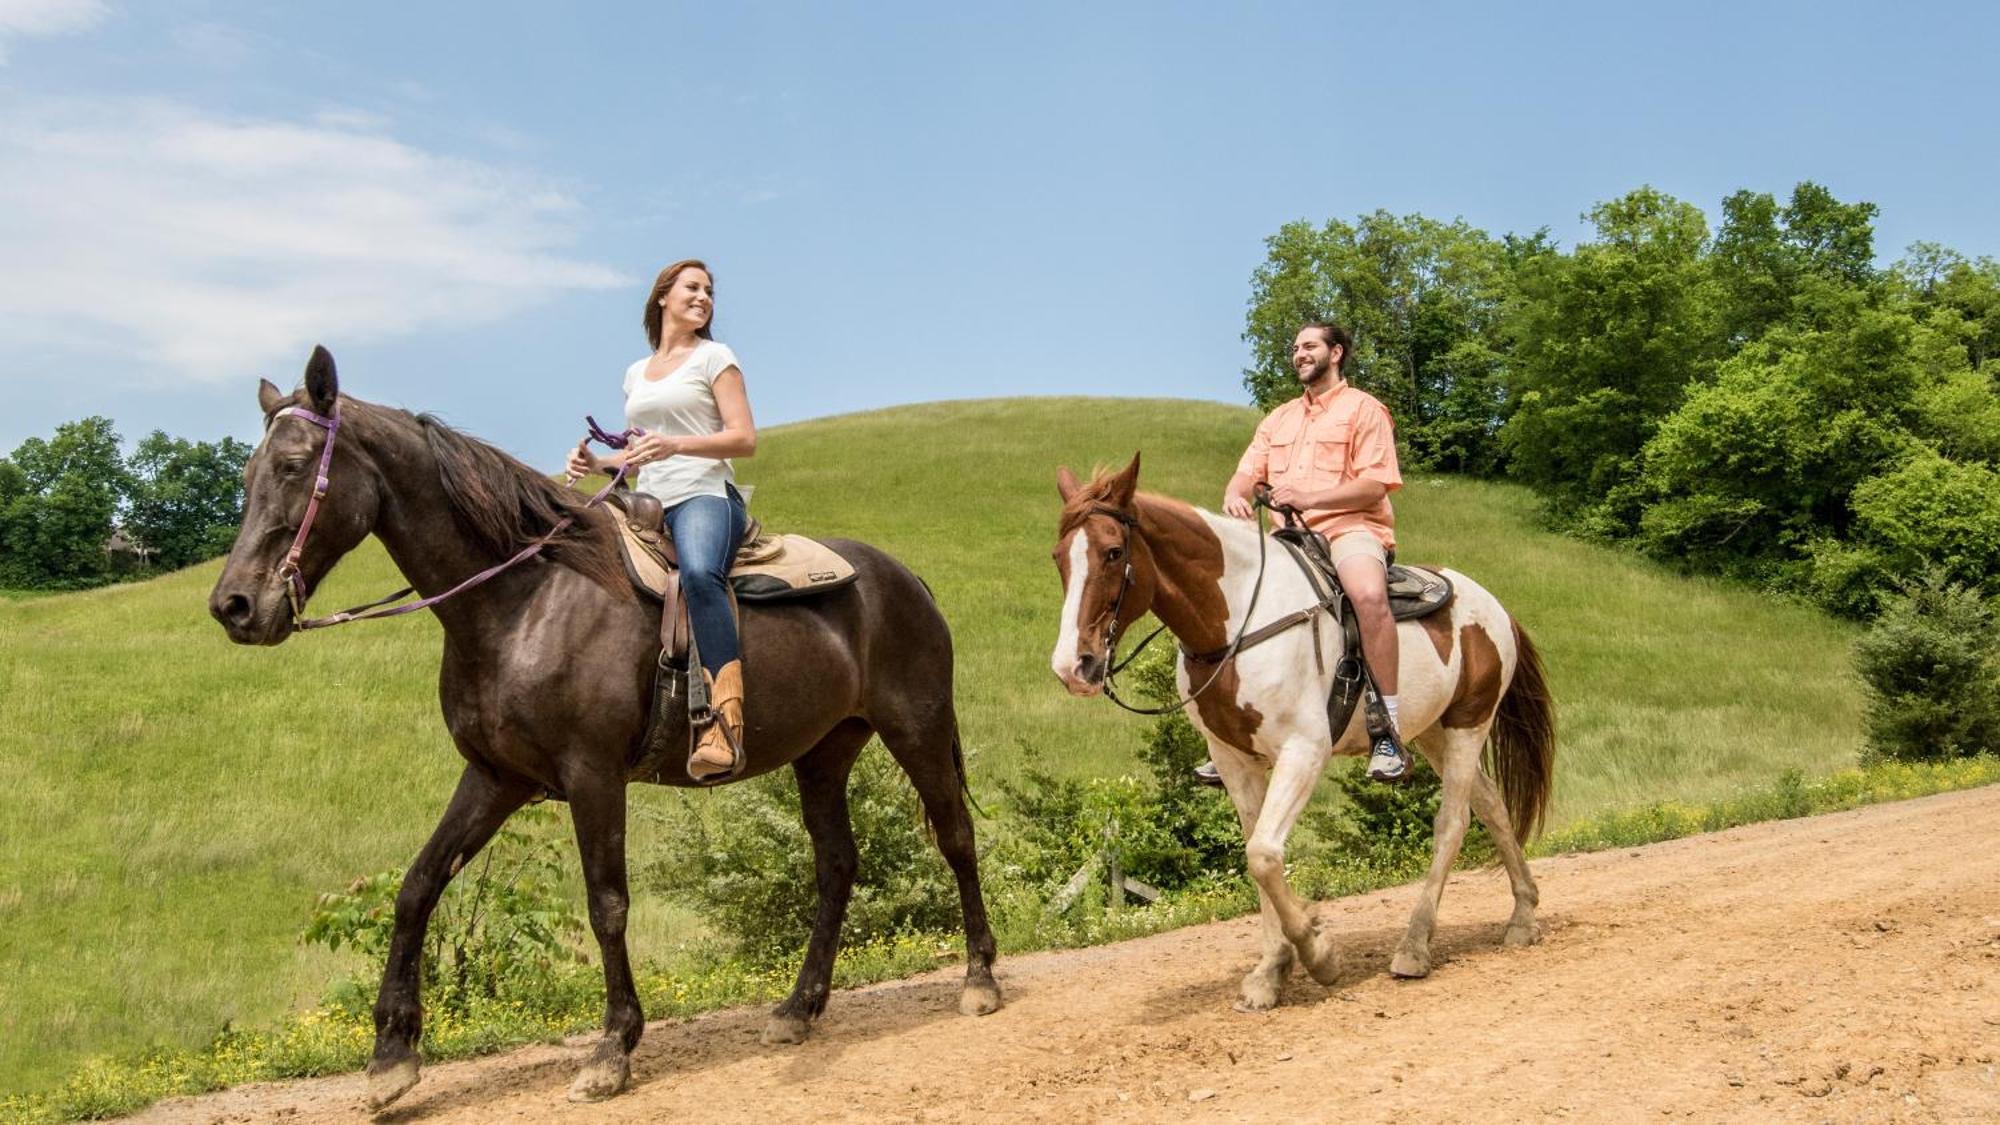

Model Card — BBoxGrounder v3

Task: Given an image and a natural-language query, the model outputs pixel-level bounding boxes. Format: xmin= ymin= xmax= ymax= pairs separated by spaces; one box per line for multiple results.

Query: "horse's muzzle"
xmin=209 ymin=583 xmax=295 ymax=646
xmin=1056 ymin=652 xmax=1107 ymax=697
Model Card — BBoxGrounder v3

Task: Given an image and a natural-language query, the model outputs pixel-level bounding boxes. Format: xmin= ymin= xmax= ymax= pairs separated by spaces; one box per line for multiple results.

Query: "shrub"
xmin=640 ymin=746 xmax=960 ymax=966
xmin=302 ymin=804 xmax=586 ymax=1016
xmin=994 ymin=644 xmax=1244 ymax=903
xmin=1303 ymin=755 xmax=1494 ymax=872
xmin=1851 ymin=573 xmax=2000 ymax=760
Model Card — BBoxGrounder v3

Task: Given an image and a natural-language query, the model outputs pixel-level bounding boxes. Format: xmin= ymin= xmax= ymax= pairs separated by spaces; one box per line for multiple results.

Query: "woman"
xmin=568 ymin=259 xmax=757 ymax=781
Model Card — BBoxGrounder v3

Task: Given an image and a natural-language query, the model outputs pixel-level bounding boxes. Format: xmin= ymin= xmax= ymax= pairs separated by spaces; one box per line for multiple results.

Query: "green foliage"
xmin=0 ymin=419 xmax=251 ymax=588
xmin=1851 ymin=575 xmax=2000 ymax=761
xmin=993 ymin=642 xmax=1243 ymax=903
xmin=1626 ymin=310 xmax=1925 ymax=579
xmin=0 ymin=417 xmax=126 ymax=588
xmin=1502 ymin=186 xmax=1726 ymax=505
xmin=640 ymin=748 xmax=960 ymax=967
xmin=302 ymin=805 xmax=586 ymax=1015
xmin=1302 ymin=756 xmax=1495 ymax=872
xmin=122 ymin=433 xmax=252 ymax=571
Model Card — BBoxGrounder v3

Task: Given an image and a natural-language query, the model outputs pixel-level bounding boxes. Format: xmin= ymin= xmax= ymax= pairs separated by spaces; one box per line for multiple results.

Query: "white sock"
xmin=1382 ymin=694 xmax=1401 ymax=733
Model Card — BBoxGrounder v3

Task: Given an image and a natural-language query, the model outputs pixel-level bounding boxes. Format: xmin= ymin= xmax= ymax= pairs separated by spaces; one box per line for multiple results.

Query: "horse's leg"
xmin=1390 ymin=728 xmax=1481 ymax=978
xmin=876 ymin=713 xmax=1002 ymax=1018
xmin=1207 ymin=746 xmax=1294 ymax=1011
xmin=1242 ymin=736 xmax=1341 ymax=987
xmin=763 ymin=719 xmax=872 ymax=1046
xmin=367 ymin=765 xmax=534 ymax=1110
xmin=564 ymin=772 xmax=642 ymax=1102
xmin=1463 ymin=747 xmax=1542 ymax=948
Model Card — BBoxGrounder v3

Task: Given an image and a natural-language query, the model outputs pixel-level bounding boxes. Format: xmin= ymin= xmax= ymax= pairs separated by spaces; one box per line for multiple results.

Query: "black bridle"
xmin=1081 ymin=499 xmax=1278 ymax=717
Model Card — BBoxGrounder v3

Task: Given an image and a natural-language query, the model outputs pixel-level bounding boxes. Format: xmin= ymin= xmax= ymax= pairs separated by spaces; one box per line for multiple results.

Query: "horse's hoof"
xmin=1503 ymin=921 xmax=1541 ymax=948
xmin=1301 ymin=928 xmax=1342 ymax=986
xmin=1232 ymin=993 xmax=1279 ymax=1014
xmin=364 ymin=1056 xmax=420 ymax=1110
xmin=960 ymin=980 xmax=1003 ymax=1018
xmin=761 ymin=1013 xmax=812 ymax=1045
xmin=566 ymin=1051 xmax=631 ymax=1103
xmin=1235 ymin=972 xmax=1282 ymax=1012
xmin=1389 ymin=947 xmax=1431 ymax=979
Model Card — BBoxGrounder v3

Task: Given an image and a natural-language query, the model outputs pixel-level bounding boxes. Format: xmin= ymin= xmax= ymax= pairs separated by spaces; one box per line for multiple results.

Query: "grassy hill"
xmin=0 ymin=396 xmax=1863 ymax=1094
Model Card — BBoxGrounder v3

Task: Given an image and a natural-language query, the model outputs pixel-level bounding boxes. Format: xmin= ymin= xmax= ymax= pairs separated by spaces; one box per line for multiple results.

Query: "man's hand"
xmin=1268 ymin=482 xmax=1317 ymax=512
xmin=1223 ymin=489 xmax=1256 ymax=520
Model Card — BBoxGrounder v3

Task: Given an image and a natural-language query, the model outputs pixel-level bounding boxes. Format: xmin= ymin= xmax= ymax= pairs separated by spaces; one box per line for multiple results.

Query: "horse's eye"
xmin=279 ymin=458 xmax=308 ymax=477
xmin=1105 ymin=546 xmax=1125 ymax=563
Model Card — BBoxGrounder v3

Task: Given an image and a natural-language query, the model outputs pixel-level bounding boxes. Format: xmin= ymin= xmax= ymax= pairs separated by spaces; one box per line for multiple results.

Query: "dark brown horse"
xmin=209 ymin=348 xmax=999 ymax=1107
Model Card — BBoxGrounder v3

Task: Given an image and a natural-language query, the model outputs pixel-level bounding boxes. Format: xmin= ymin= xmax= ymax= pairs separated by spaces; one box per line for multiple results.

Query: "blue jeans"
xmin=664 ymin=484 xmax=748 ymax=675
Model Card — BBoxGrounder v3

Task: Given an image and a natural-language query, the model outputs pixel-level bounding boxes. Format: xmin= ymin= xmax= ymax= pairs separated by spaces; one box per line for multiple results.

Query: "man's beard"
xmin=1296 ymin=356 xmax=1333 ymax=385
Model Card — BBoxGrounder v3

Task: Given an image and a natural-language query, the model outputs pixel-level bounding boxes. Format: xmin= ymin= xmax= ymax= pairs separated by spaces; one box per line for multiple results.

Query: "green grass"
xmin=0 ymin=396 xmax=1865 ymax=1096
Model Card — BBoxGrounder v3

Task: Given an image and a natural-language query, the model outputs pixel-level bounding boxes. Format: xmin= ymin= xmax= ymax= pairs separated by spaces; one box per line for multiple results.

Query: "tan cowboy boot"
xmin=689 ymin=660 xmax=745 ymax=782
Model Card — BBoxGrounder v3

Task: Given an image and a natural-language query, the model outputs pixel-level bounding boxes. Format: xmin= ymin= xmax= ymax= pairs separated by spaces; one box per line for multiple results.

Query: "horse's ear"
xmin=1105 ymin=451 xmax=1141 ymax=508
xmin=1056 ymin=466 xmax=1081 ymax=502
xmin=304 ymin=345 xmax=338 ymax=414
xmin=257 ymin=378 xmax=287 ymax=416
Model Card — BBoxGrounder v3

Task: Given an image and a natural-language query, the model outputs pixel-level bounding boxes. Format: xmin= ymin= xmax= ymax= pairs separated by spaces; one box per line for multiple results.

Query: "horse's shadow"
xmin=373 ymin=917 xmax=1574 ymax=1119
xmin=1136 ymin=914 xmax=1570 ymax=1025
xmin=376 ymin=973 xmax=973 ymax=1120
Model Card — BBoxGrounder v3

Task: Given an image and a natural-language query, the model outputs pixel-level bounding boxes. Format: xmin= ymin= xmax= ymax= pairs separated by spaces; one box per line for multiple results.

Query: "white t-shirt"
xmin=622 ymin=340 xmax=743 ymax=508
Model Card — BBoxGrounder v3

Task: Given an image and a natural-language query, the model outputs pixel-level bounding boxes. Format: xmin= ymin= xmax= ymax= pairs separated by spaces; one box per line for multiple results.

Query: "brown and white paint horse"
xmin=1050 ymin=455 xmax=1556 ymax=1009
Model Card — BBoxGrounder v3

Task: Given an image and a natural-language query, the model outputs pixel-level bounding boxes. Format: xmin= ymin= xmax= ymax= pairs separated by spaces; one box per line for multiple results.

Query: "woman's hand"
xmin=625 ymin=431 xmax=681 ymax=467
xmin=565 ymin=441 xmax=600 ymax=479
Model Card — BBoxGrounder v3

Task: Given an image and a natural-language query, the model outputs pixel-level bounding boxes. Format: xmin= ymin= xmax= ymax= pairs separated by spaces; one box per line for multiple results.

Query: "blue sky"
xmin=1 ymin=1 xmax=1995 ymax=464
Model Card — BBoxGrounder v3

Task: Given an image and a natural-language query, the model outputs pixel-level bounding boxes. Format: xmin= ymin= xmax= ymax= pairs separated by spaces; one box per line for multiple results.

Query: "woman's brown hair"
xmin=643 ymin=259 xmax=714 ymax=349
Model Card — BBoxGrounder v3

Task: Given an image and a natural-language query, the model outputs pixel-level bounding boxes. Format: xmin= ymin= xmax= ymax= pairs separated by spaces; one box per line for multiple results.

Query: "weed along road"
xmin=140 ymin=784 xmax=2000 ymax=1123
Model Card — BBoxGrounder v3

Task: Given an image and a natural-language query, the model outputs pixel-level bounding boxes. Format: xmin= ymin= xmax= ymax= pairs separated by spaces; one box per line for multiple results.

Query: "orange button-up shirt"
xmin=1235 ymin=380 xmax=1403 ymax=549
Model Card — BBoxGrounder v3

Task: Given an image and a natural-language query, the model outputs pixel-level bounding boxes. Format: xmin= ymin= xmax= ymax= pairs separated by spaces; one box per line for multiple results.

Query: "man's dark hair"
xmin=1297 ymin=320 xmax=1353 ymax=375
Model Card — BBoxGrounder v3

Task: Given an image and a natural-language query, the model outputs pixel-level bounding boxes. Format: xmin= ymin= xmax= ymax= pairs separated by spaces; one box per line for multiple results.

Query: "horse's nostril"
xmin=1076 ymin=653 xmax=1100 ymax=680
xmin=217 ymin=593 xmax=253 ymax=626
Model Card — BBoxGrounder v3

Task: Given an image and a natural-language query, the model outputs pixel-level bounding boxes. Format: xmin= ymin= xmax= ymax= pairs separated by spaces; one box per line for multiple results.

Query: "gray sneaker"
xmin=1192 ymin=760 xmax=1226 ymax=789
xmin=1365 ymin=730 xmax=1412 ymax=783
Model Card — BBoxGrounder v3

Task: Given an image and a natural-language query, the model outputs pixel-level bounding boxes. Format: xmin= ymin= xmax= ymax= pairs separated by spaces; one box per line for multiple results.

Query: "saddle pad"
xmin=1387 ymin=564 xmax=1453 ymax=620
xmin=615 ymin=521 xmax=857 ymax=603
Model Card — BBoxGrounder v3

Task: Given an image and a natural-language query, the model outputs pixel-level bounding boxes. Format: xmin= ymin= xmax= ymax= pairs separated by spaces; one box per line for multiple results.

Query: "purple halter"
xmin=266 ymin=403 xmax=638 ymax=631
xmin=268 ymin=404 xmax=341 ymax=620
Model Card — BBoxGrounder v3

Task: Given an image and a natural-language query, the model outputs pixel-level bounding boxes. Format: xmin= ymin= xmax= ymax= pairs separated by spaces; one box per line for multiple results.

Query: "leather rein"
xmin=269 ymin=405 xmax=635 ymax=630
xmin=1092 ymin=493 xmax=1347 ymax=717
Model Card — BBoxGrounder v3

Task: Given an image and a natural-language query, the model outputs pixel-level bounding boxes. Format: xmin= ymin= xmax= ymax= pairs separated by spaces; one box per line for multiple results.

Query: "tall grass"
xmin=0 ymin=396 xmax=1862 ymax=1094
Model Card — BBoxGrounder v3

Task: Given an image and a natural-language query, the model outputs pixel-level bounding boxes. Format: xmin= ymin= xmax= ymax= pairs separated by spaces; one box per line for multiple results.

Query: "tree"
xmin=1500 ymin=187 xmax=1726 ymax=507
xmin=123 ymin=432 xmax=252 ymax=571
xmin=0 ymin=417 xmax=127 ymax=588
xmin=1627 ymin=308 xmax=1927 ymax=583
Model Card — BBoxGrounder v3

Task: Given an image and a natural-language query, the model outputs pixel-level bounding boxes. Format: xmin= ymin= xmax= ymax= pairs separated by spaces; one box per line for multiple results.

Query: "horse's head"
xmin=1049 ymin=452 xmax=1159 ymax=695
xmin=209 ymin=346 xmax=382 ymax=645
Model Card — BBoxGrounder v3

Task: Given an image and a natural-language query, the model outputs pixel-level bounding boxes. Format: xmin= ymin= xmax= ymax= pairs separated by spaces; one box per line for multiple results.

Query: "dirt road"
xmin=141 ymin=786 xmax=2000 ymax=1123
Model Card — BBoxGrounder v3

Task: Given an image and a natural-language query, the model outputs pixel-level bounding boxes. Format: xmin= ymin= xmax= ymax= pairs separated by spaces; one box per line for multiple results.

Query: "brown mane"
xmin=416 ymin=413 xmax=631 ymax=598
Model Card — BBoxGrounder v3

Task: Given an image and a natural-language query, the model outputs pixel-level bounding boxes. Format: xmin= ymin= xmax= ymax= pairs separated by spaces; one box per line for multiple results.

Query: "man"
xmin=1209 ymin=320 xmax=1410 ymax=783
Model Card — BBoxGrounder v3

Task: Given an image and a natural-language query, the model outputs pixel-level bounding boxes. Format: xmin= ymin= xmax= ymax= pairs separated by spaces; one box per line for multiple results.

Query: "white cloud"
xmin=0 ymin=0 xmax=106 ymax=60
xmin=0 ymin=97 xmax=627 ymax=387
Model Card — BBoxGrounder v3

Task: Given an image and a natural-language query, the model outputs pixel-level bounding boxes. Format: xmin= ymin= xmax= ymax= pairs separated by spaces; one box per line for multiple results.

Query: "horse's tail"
xmin=952 ymin=725 xmax=987 ymax=820
xmin=1487 ymin=619 xmax=1557 ymax=841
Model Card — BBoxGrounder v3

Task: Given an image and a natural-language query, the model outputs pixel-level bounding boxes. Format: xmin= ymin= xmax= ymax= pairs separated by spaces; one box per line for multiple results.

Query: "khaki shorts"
xmin=1326 ymin=530 xmax=1388 ymax=569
